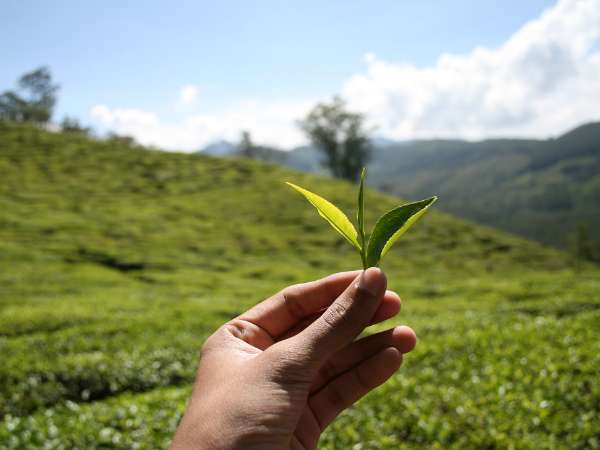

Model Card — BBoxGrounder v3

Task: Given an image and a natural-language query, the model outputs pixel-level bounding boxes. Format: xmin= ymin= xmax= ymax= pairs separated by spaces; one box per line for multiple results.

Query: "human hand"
xmin=170 ymin=268 xmax=417 ymax=450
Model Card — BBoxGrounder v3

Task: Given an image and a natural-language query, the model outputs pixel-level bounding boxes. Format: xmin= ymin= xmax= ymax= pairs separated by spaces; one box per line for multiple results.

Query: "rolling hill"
xmin=1 ymin=122 xmax=599 ymax=449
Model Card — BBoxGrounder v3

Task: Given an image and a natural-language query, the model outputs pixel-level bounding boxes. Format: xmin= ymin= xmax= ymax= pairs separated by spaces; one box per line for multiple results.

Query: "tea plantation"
xmin=0 ymin=122 xmax=598 ymax=449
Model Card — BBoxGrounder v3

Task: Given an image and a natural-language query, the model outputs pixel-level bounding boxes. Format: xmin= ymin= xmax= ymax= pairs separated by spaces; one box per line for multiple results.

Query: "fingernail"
xmin=356 ymin=267 xmax=386 ymax=296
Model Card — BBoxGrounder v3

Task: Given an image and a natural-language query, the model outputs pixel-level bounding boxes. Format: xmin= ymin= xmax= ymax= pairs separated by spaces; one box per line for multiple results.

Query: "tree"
xmin=0 ymin=66 xmax=59 ymax=124
xmin=238 ymin=130 xmax=257 ymax=158
xmin=298 ymin=96 xmax=371 ymax=182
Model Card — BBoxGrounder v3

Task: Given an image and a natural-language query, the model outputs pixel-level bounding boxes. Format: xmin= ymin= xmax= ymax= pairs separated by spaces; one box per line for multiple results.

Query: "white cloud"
xmin=343 ymin=0 xmax=600 ymax=140
xmin=90 ymin=99 xmax=313 ymax=151
xmin=178 ymin=84 xmax=199 ymax=105
xmin=90 ymin=0 xmax=600 ymax=150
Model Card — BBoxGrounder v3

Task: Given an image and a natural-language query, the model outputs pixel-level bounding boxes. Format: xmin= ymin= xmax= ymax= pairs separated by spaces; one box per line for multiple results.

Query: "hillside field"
xmin=0 ymin=123 xmax=599 ymax=449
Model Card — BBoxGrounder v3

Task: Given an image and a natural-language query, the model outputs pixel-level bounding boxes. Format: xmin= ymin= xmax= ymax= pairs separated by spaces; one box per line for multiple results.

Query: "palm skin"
xmin=170 ymin=268 xmax=417 ymax=450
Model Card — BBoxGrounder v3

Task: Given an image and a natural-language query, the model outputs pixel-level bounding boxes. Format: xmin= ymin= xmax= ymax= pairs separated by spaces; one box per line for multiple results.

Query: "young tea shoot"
xmin=286 ymin=169 xmax=437 ymax=269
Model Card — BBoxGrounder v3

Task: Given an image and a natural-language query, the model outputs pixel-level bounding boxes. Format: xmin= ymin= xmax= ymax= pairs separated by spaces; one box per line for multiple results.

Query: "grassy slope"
xmin=0 ymin=123 xmax=599 ymax=449
xmin=367 ymin=123 xmax=600 ymax=253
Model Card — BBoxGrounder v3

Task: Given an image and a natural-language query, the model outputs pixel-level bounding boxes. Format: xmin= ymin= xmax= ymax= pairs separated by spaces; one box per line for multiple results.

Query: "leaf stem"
xmin=357 ymin=168 xmax=367 ymax=269
xmin=360 ymin=245 xmax=367 ymax=269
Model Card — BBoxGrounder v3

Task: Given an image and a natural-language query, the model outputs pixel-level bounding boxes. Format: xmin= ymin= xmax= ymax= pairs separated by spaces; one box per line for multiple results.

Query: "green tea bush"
xmin=0 ymin=123 xmax=598 ymax=448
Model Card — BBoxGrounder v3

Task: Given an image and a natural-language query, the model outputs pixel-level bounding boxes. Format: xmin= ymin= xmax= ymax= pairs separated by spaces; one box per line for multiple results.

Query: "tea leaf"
xmin=286 ymin=182 xmax=361 ymax=251
xmin=357 ymin=168 xmax=367 ymax=268
xmin=366 ymin=196 xmax=437 ymax=267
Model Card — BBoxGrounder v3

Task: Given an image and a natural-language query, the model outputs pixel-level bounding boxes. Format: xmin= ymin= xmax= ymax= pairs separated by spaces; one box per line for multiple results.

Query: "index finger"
xmin=238 ymin=270 xmax=363 ymax=338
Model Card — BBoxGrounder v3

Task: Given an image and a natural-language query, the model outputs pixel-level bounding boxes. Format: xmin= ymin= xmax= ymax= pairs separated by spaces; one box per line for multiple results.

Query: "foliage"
xmin=299 ymin=96 xmax=372 ymax=182
xmin=0 ymin=123 xmax=599 ymax=449
xmin=287 ymin=169 xmax=436 ymax=268
xmin=0 ymin=67 xmax=59 ymax=124
xmin=365 ymin=196 xmax=437 ymax=268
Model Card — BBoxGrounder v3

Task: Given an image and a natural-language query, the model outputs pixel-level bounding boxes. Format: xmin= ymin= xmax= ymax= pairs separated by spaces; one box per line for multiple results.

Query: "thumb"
xmin=291 ymin=267 xmax=387 ymax=364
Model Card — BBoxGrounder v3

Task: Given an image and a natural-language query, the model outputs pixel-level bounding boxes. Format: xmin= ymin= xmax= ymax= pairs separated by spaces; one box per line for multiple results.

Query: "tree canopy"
xmin=0 ymin=66 xmax=59 ymax=124
xmin=299 ymin=96 xmax=371 ymax=182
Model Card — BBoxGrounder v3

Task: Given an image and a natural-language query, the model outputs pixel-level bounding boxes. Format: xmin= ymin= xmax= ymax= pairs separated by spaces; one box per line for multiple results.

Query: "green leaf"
xmin=366 ymin=196 xmax=437 ymax=267
xmin=357 ymin=168 xmax=367 ymax=268
xmin=286 ymin=182 xmax=361 ymax=251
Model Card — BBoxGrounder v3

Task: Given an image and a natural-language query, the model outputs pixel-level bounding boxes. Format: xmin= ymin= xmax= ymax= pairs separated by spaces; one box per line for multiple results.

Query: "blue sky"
xmin=2 ymin=0 xmax=599 ymax=150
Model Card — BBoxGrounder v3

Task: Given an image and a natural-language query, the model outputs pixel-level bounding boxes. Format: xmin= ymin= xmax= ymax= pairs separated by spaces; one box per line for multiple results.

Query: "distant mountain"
xmin=366 ymin=122 xmax=600 ymax=253
xmin=370 ymin=136 xmax=406 ymax=148
xmin=284 ymin=146 xmax=325 ymax=173
xmin=198 ymin=140 xmax=289 ymax=164
xmin=200 ymin=140 xmax=237 ymax=156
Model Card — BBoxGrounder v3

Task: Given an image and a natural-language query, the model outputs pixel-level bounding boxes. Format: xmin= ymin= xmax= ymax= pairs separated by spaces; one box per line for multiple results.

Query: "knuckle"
xmin=200 ymin=322 xmax=236 ymax=356
xmin=282 ymin=285 xmax=308 ymax=320
xmin=223 ymin=320 xmax=246 ymax=339
xmin=322 ymin=301 xmax=349 ymax=329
